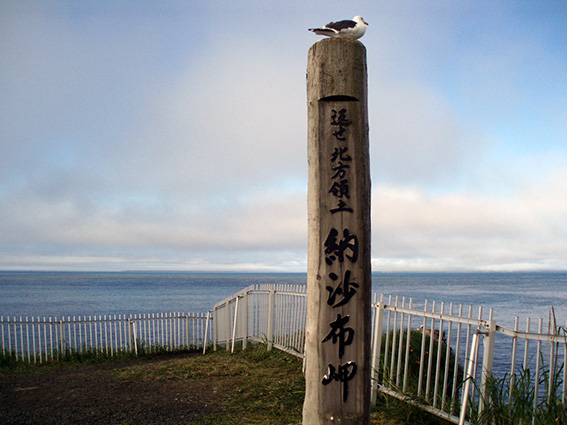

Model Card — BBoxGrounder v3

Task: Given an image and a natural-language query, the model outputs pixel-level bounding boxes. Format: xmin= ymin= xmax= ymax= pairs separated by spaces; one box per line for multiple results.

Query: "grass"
xmin=376 ymin=330 xmax=567 ymax=425
xmin=376 ymin=330 xmax=464 ymax=415
xmin=372 ymin=392 xmax=452 ymax=425
xmin=1 ymin=342 xmax=453 ymax=425
xmin=159 ymin=344 xmax=306 ymax=424
xmin=0 ymin=342 xmax=205 ymax=369
xmin=466 ymin=364 xmax=567 ymax=425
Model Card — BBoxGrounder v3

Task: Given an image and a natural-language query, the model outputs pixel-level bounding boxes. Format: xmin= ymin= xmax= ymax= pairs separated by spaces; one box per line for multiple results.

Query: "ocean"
xmin=1 ymin=271 xmax=566 ymax=328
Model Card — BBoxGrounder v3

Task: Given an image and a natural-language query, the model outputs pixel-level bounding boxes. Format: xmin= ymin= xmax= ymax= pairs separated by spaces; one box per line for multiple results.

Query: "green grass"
xmin=372 ymin=392 xmax=452 ymax=425
xmin=466 ymin=363 xmax=567 ymax=425
xmin=0 ymin=341 xmax=206 ymax=369
xmin=377 ymin=330 xmax=464 ymax=412
xmin=376 ymin=330 xmax=567 ymax=425
xmin=111 ymin=343 xmax=306 ymax=425
xmin=147 ymin=344 xmax=450 ymax=425
xmin=2 ymin=341 xmax=454 ymax=425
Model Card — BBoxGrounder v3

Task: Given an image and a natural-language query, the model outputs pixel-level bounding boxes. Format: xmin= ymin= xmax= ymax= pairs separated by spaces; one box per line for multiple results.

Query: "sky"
xmin=1 ymin=1 xmax=567 ymax=272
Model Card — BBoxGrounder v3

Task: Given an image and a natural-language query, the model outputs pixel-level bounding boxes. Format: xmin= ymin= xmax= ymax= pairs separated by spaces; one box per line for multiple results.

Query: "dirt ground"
xmin=0 ymin=349 xmax=442 ymax=425
xmin=0 ymin=353 xmax=224 ymax=425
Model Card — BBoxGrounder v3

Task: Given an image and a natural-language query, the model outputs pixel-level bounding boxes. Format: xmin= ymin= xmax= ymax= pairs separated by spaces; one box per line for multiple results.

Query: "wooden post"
xmin=304 ymin=38 xmax=371 ymax=425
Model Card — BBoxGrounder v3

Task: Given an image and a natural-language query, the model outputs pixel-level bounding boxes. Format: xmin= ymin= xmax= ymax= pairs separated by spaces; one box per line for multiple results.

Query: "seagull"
xmin=309 ymin=16 xmax=369 ymax=39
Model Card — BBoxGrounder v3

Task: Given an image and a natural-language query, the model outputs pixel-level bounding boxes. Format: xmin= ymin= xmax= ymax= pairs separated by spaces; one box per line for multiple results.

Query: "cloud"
xmin=1 ymin=1 xmax=566 ymax=272
xmin=369 ymin=80 xmax=482 ymax=184
xmin=372 ymin=167 xmax=567 ymax=271
xmin=129 ymin=37 xmax=307 ymax=197
xmin=0 ymin=2 xmax=312 ymax=271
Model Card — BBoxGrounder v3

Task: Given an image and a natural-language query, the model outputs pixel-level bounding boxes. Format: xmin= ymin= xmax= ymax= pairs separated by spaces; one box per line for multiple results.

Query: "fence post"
xmin=203 ymin=311 xmax=210 ymax=354
xmin=186 ymin=315 xmax=191 ymax=350
xmin=459 ymin=329 xmax=481 ymax=425
xmin=128 ymin=319 xmax=133 ymax=352
xmin=132 ymin=320 xmax=138 ymax=356
xmin=231 ymin=296 xmax=240 ymax=353
xmin=128 ymin=319 xmax=138 ymax=356
xmin=59 ymin=320 xmax=65 ymax=357
xmin=213 ymin=307 xmax=218 ymax=351
xmin=225 ymin=303 xmax=231 ymax=352
xmin=479 ymin=320 xmax=496 ymax=417
xmin=267 ymin=289 xmax=275 ymax=351
xmin=242 ymin=292 xmax=248 ymax=350
xmin=370 ymin=296 xmax=385 ymax=404
xmin=1 ymin=316 xmax=4 ymax=357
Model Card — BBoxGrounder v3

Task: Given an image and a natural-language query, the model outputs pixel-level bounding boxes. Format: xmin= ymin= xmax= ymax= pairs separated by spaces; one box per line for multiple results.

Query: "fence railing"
xmin=212 ymin=283 xmax=307 ymax=357
xmin=3 ymin=284 xmax=565 ymax=424
xmin=1 ymin=312 xmax=212 ymax=363
xmin=213 ymin=285 xmax=567 ymax=425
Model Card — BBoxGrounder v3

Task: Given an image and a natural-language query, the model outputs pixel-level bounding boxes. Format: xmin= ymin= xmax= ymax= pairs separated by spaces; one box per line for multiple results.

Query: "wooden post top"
xmin=307 ymin=39 xmax=367 ymax=103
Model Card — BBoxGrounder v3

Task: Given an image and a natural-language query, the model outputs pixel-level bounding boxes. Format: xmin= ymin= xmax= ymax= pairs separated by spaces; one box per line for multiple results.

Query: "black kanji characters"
xmin=330 ymin=109 xmax=351 ymax=140
xmin=322 ymin=313 xmax=354 ymax=359
xmin=322 ymin=361 xmax=358 ymax=402
xmin=326 ymin=270 xmax=359 ymax=308
xmin=324 ymin=228 xmax=359 ymax=266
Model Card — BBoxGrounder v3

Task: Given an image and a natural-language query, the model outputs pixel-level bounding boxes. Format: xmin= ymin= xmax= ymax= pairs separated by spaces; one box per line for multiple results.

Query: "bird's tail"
xmin=308 ymin=28 xmax=336 ymax=36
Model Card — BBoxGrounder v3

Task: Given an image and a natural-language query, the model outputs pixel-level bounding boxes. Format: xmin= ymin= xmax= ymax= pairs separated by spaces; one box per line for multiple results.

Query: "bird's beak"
xmin=364 ymin=20 xmax=369 ymax=25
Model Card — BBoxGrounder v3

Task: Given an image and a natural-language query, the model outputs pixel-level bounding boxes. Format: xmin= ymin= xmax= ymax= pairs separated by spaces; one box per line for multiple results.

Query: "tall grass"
xmin=467 ymin=362 xmax=567 ymax=425
xmin=468 ymin=321 xmax=567 ymax=425
xmin=467 ymin=321 xmax=567 ymax=425
xmin=377 ymin=329 xmax=567 ymax=424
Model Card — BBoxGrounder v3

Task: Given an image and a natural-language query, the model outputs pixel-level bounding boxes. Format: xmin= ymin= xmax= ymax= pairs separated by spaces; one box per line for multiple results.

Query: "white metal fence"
xmin=1 ymin=312 xmax=212 ymax=363
xmin=212 ymin=283 xmax=307 ymax=357
xmin=2 ymin=284 xmax=566 ymax=424
xmin=371 ymin=294 xmax=567 ymax=424
xmin=213 ymin=285 xmax=567 ymax=425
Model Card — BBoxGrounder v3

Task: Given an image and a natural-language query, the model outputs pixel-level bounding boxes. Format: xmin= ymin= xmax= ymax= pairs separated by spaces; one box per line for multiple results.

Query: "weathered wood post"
xmin=303 ymin=38 xmax=371 ymax=424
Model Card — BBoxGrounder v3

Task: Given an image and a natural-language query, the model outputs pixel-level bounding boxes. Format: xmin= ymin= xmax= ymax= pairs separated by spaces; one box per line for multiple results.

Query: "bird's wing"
xmin=324 ymin=20 xmax=357 ymax=31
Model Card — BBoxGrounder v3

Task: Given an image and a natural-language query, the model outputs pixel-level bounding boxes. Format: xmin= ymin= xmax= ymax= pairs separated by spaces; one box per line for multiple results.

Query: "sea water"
xmin=1 ymin=271 xmax=566 ymax=328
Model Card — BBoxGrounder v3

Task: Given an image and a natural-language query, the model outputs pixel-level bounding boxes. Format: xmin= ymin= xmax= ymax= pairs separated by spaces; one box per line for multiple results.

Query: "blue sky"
xmin=1 ymin=0 xmax=566 ymax=272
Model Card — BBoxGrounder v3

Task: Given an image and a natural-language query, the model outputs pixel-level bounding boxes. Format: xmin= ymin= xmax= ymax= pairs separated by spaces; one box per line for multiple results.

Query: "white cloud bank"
xmin=1 ymin=1 xmax=567 ymax=272
xmin=373 ymin=167 xmax=567 ymax=271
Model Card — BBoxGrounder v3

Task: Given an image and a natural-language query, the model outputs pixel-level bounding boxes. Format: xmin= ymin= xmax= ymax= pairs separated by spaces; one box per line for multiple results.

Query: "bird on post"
xmin=308 ymin=16 xmax=368 ymax=39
